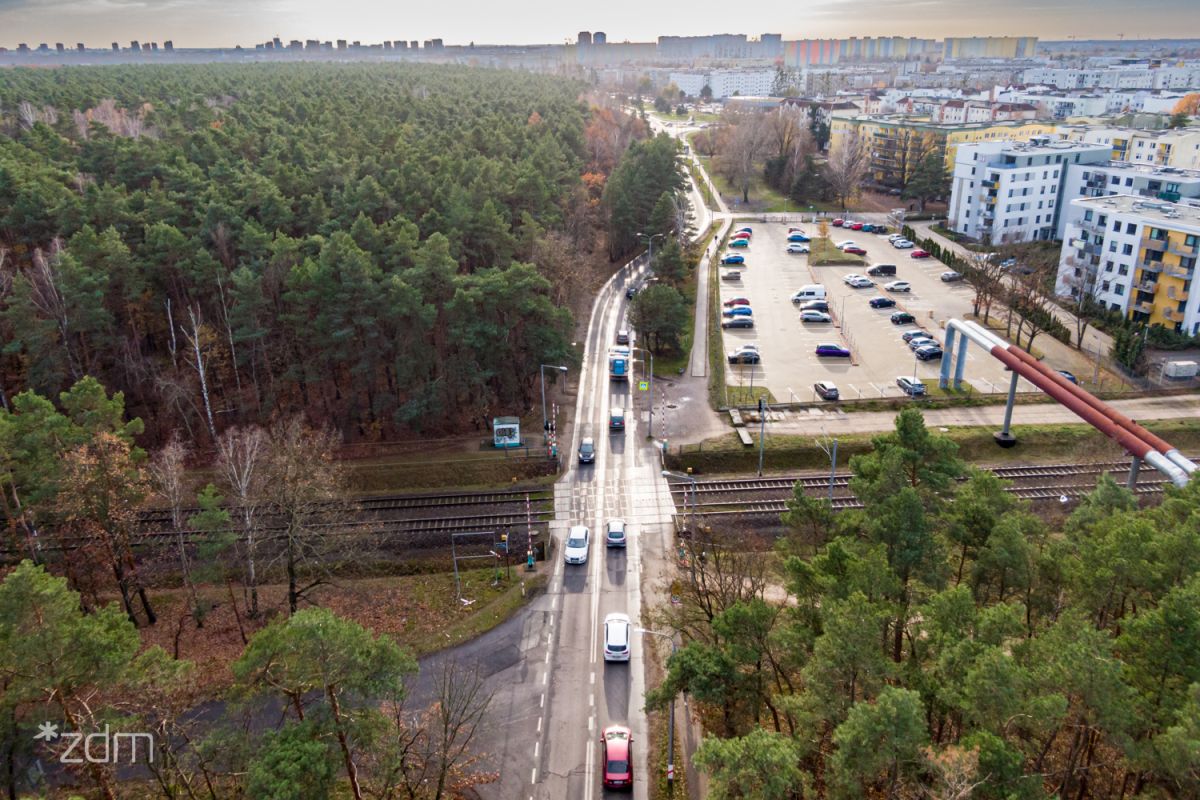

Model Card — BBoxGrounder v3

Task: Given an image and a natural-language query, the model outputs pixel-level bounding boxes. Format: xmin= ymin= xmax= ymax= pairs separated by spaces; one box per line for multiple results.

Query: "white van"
xmin=790 ymin=284 xmax=827 ymax=303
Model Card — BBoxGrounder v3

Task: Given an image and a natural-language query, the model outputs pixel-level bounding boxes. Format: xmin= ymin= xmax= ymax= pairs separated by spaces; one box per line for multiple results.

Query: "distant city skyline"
xmin=1 ymin=0 xmax=1198 ymax=50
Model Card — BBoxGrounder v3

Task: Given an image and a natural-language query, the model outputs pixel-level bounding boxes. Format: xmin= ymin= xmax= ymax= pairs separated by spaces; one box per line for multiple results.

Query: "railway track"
xmin=666 ymin=458 xmax=1182 ymax=521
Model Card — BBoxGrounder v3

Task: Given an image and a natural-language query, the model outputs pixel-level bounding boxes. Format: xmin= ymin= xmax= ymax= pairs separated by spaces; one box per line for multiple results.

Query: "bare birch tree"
xmin=216 ymin=425 xmax=267 ymax=618
xmin=184 ymin=304 xmax=218 ymax=442
xmin=824 ymin=132 xmax=870 ymax=210
xmin=148 ymin=433 xmax=204 ymax=627
xmin=716 ymin=112 xmax=770 ymax=204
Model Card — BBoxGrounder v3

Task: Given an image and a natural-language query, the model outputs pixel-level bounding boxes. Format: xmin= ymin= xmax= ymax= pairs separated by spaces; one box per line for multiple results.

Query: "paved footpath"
xmin=751 ymin=393 xmax=1200 ymax=437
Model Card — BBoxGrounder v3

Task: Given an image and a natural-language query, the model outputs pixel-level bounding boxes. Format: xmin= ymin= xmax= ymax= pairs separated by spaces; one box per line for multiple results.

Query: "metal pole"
xmin=829 ymin=438 xmax=838 ymax=502
xmin=649 ymin=349 xmax=655 ymax=441
xmin=757 ymin=397 xmax=766 ymax=476
xmin=540 ymin=366 xmax=548 ymax=444
xmin=1001 ymin=370 xmax=1020 ymax=437
xmin=1128 ymin=456 xmax=1142 ymax=489
xmin=667 ymin=637 xmax=677 ymax=790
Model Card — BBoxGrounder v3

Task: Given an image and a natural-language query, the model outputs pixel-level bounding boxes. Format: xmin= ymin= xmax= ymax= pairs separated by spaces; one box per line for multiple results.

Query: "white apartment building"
xmin=1059 ymin=161 xmax=1200 ymax=238
xmin=1022 ymin=64 xmax=1200 ymax=91
xmin=668 ymin=69 xmax=775 ymax=99
xmin=1055 ymin=195 xmax=1200 ymax=334
xmin=949 ymin=137 xmax=1110 ymax=243
xmin=1056 ymin=126 xmax=1200 ymax=171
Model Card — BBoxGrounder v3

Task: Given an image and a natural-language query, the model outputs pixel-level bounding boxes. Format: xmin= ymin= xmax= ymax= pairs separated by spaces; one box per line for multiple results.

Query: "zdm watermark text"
xmin=34 ymin=722 xmax=155 ymax=764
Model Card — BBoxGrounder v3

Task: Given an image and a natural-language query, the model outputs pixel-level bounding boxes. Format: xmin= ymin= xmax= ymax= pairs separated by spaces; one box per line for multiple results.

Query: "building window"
xmin=1125 ymin=177 xmax=1134 ymax=186
xmin=1123 ymin=244 xmax=1133 ymax=255
xmin=1127 ymin=223 xmax=1136 ymax=234
xmin=1115 ymin=284 xmax=1124 ymax=296
xmin=1106 ymin=260 xmax=1115 ymax=271
xmin=1102 ymin=280 xmax=1111 ymax=291
xmin=1118 ymin=264 xmax=1128 ymax=275
xmin=1113 ymin=219 xmax=1121 ymax=230
xmin=1110 ymin=242 xmax=1118 ymax=252
xmin=1111 ymin=176 xmax=1119 ymax=184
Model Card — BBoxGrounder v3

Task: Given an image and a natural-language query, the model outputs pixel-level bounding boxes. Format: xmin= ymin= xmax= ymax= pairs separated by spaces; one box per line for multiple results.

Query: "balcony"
xmin=1164 ymin=265 xmax=1192 ymax=280
xmin=1164 ymin=308 xmax=1179 ymax=321
xmin=1167 ymin=241 xmax=1198 ymax=258
xmin=1137 ymin=280 xmax=1158 ymax=293
xmin=1158 ymin=190 xmax=1182 ymax=203
xmin=1134 ymin=301 xmax=1155 ymax=315
xmin=1165 ymin=286 xmax=1189 ymax=302
xmin=1140 ymin=261 xmax=1163 ymax=274
xmin=981 ymin=179 xmax=997 ymax=189
xmin=1142 ymin=236 xmax=1167 ymax=253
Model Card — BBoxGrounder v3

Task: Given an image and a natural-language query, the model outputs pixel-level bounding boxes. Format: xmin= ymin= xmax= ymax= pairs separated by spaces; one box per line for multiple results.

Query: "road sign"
xmin=638 ymin=381 xmax=649 ymax=391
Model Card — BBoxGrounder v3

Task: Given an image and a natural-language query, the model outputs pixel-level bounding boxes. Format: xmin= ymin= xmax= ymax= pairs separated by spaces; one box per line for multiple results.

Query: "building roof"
xmin=1069 ymin=194 xmax=1200 ymax=231
xmin=1085 ymin=160 xmax=1200 ymax=184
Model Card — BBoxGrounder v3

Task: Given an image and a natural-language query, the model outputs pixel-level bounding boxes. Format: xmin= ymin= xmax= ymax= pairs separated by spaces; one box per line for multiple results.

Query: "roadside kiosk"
xmin=492 ymin=416 xmax=522 ymax=448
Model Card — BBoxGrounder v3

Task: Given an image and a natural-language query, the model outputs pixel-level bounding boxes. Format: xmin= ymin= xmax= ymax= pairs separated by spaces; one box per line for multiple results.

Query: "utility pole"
xmin=757 ymin=397 xmax=767 ymax=476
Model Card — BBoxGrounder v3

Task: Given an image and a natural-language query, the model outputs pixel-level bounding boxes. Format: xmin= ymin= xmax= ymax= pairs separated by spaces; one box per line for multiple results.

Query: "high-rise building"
xmin=337 ymin=40 xmax=347 ymax=50
xmin=129 ymin=41 xmax=140 ymax=52
xmin=943 ymin=36 xmax=1037 ymax=60
xmin=272 ymin=37 xmax=282 ymax=49
xmin=578 ymin=32 xmax=593 ymax=46
xmin=17 ymin=43 xmax=29 ymax=53
xmin=593 ymin=32 xmax=607 ymax=45
xmin=948 ymin=137 xmax=1110 ymax=244
xmin=76 ymin=43 xmax=85 ymax=52
xmin=55 ymin=43 xmax=65 ymax=53
xmin=164 ymin=41 xmax=174 ymax=52
xmin=112 ymin=42 xmax=120 ymax=52
xmin=1056 ymin=195 xmax=1200 ymax=333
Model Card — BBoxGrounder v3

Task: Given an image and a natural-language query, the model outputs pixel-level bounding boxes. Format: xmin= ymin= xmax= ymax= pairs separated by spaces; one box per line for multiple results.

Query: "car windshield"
xmin=607 ymin=760 xmax=629 ymax=774
xmin=581 ymin=443 xmax=593 ymax=453
xmin=567 ymin=536 xmax=586 ymax=548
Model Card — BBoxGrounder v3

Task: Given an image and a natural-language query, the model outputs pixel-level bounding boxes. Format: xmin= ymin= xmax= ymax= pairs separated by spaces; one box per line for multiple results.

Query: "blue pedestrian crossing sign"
xmin=638 ymin=381 xmax=649 ymax=391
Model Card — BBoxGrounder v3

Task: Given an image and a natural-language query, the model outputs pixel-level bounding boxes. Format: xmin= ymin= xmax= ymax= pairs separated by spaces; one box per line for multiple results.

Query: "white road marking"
xmin=531 ymin=768 xmax=537 ymax=784
xmin=537 ymin=716 xmax=542 ymax=733
xmin=540 ymin=693 xmax=545 ymax=708
xmin=534 ymin=741 xmax=540 ymax=759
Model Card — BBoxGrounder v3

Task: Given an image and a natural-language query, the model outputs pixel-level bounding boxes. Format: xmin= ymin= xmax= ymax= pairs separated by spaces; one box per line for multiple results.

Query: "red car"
xmin=723 ymin=297 xmax=750 ymax=307
xmin=849 ymin=222 xmax=864 ymax=231
xmin=831 ymin=218 xmax=844 ymax=227
xmin=844 ymin=246 xmax=867 ymax=256
xmin=601 ymin=725 xmax=633 ymax=790
xmin=731 ymin=232 xmax=751 ymax=241
xmin=910 ymin=249 xmax=931 ymax=259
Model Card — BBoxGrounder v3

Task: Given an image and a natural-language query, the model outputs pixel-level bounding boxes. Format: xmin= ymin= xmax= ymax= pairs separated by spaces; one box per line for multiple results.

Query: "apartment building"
xmin=943 ymin=37 xmax=1038 ymax=60
xmin=1059 ymin=162 xmax=1200 ymax=237
xmin=668 ymin=69 xmax=775 ymax=99
xmin=949 ymin=137 xmax=1109 ymax=243
xmin=829 ymin=116 xmax=1058 ymax=187
xmin=1022 ymin=64 xmax=1200 ymax=91
xmin=1056 ymin=126 xmax=1200 ymax=171
xmin=1056 ymin=196 xmax=1200 ymax=334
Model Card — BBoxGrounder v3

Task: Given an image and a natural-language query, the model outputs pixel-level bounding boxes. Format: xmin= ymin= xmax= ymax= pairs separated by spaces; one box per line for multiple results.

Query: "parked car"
xmin=814 ymin=381 xmax=840 ymax=401
xmin=866 ymin=264 xmax=897 ymax=277
xmin=720 ymin=254 xmax=745 ymax=265
xmin=907 ymin=336 xmax=937 ymax=351
xmin=835 ymin=240 xmax=857 ymax=249
xmin=849 ymin=222 xmax=864 ymax=231
xmin=564 ymin=525 xmax=590 ymax=564
xmin=728 ymin=238 xmax=749 ymax=248
xmin=787 ymin=233 xmax=811 ymax=243
xmin=606 ymin=518 xmax=627 ymax=548
xmin=831 ymin=218 xmax=845 ymax=227
xmin=892 ymin=239 xmax=915 ymax=249
xmin=736 ymin=226 xmax=753 ymax=234
xmin=915 ymin=344 xmax=943 ymax=361
xmin=799 ymin=300 xmax=830 ymax=312
xmin=884 ymin=280 xmax=912 ymax=292
xmin=873 ymin=225 xmax=890 ymax=235
xmin=603 ymin=613 xmax=631 ymax=661
xmin=897 ymin=376 xmax=926 ymax=396
xmin=940 ymin=270 xmax=963 ymax=282
xmin=860 ymin=223 xmax=876 ymax=233
xmin=720 ymin=270 xmax=741 ymax=281
xmin=844 ymin=246 xmax=867 ymax=256
xmin=788 ymin=226 xmax=806 ymax=234
xmin=786 ymin=243 xmax=810 ymax=254
xmin=601 ymin=725 xmax=634 ymax=790
xmin=616 ymin=329 xmax=630 ymax=344
xmin=731 ymin=232 xmax=751 ymax=241
xmin=800 ymin=310 xmax=833 ymax=323
xmin=722 ymin=306 xmax=753 ymax=317
xmin=728 ymin=345 xmax=760 ymax=364
xmin=888 ymin=233 xmax=906 ymax=242
xmin=844 ymin=275 xmax=874 ymax=288
xmin=902 ymin=330 xmax=931 ymax=343
xmin=816 ymin=342 xmax=851 ymax=358
xmin=1056 ymin=370 xmax=1079 ymax=384
xmin=911 ymin=249 xmax=931 ymax=259
xmin=890 ymin=311 xmax=916 ymax=325
xmin=723 ymin=296 xmax=750 ymax=307
xmin=721 ymin=317 xmax=754 ymax=329
xmin=868 ymin=296 xmax=897 ymax=309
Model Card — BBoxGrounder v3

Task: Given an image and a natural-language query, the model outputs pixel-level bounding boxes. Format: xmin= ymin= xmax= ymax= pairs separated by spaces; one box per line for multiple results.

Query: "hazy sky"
xmin=2 ymin=0 xmax=1198 ymax=49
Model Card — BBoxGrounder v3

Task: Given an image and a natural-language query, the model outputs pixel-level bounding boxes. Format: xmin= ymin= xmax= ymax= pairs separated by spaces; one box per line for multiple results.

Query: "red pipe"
xmin=1004 ymin=347 xmax=1177 ymax=457
xmin=989 ymin=347 xmax=1154 ymax=459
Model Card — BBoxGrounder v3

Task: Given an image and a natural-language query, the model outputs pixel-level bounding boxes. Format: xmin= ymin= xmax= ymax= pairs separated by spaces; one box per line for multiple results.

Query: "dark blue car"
xmin=815 ymin=342 xmax=851 ymax=358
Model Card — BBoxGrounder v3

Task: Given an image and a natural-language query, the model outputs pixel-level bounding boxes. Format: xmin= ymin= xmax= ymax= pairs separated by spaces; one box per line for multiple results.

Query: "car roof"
xmin=817 ymin=342 xmax=842 ymax=348
xmin=816 ymin=380 xmax=837 ymax=389
xmin=605 ymin=612 xmax=630 ymax=624
xmin=569 ymin=524 xmax=588 ymax=535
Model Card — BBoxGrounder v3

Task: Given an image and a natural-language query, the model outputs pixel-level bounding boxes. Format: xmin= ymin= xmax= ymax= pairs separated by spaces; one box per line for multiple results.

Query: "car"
xmin=873 ymin=225 xmax=890 ymax=235
xmin=890 ymin=311 xmax=916 ymax=325
xmin=616 ymin=329 xmax=630 ymax=345
xmin=897 ymin=376 xmax=926 ymax=396
xmin=911 ymin=249 xmax=931 ymax=259
xmin=786 ymin=243 xmax=810 ymax=254
xmin=799 ymin=300 xmax=829 ymax=312
xmin=892 ymin=239 xmax=915 ymax=249
xmin=999 ymin=257 xmax=1017 ymax=268
xmin=788 ymin=226 xmax=806 ymax=234
xmin=1056 ymin=370 xmax=1079 ymax=384
xmin=610 ymin=408 xmax=625 ymax=430
xmin=835 ymin=240 xmax=857 ymax=249
xmin=564 ymin=525 xmax=590 ymax=564
xmin=723 ymin=296 xmax=750 ymax=307
xmin=736 ymin=226 xmax=753 ymax=234
xmin=721 ymin=317 xmax=754 ymax=329
xmin=814 ymin=381 xmax=840 ymax=401
xmin=720 ymin=254 xmax=745 ymax=265
xmin=866 ymin=264 xmax=897 ymax=277
xmin=722 ymin=306 xmax=753 ymax=317
xmin=720 ymin=270 xmax=741 ymax=281
xmin=843 ymin=246 xmax=867 ymax=256
xmin=888 ymin=233 xmax=906 ymax=242
xmin=816 ymin=342 xmax=851 ymax=358
xmin=868 ymin=296 xmax=897 ymax=309
xmin=908 ymin=336 xmax=937 ymax=351
xmin=578 ymin=437 xmax=595 ymax=464
xmin=844 ymin=275 xmax=874 ymax=288
xmin=606 ymin=519 xmax=627 ymax=548
xmin=940 ymin=271 xmax=963 ymax=282
xmin=728 ymin=345 xmax=760 ymax=364
xmin=787 ymin=233 xmax=811 ymax=243
xmin=849 ymin=222 xmax=864 ymax=231
xmin=603 ymin=613 xmax=631 ymax=661
xmin=860 ymin=223 xmax=876 ymax=233
xmin=728 ymin=238 xmax=749 ymax=248
xmin=831 ymin=218 xmax=845 ymax=227
xmin=884 ymin=280 xmax=912 ymax=292
xmin=915 ymin=344 xmax=943 ymax=361
xmin=601 ymin=725 xmax=634 ymax=789
xmin=800 ymin=310 xmax=833 ymax=323
xmin=902 ymin=329 xmax=931 ymax=343
xmin=625 ymin=285 xmax=639 ymax=299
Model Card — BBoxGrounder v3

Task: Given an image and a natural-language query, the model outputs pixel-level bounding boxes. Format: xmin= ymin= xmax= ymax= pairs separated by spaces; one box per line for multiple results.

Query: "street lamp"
xmin=636 ymin=626 xmax=680 ymax=790
xmin=632 ymin=346 xmax=655 ymax=441
xmin=540 ymin=365 xmax=568 ymax=445
xmin=637 ymin=231 xmax=667 ymax=271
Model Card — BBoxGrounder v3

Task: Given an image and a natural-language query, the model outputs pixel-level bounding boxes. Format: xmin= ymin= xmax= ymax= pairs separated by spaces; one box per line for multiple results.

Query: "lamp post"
xmin=540 ymin=365 xmax=568 ymax=444
xmin=633 ymin=346 xmax=655 ymax=441
xmin=636 ymin=626 xmax=680 ymax=791
xmin=637 ymin=231 xmax=667 ymax=272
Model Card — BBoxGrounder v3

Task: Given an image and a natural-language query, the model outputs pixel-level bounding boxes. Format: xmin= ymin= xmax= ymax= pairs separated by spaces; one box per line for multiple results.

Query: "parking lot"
xmin=718 ymin=220 xmax=1037 ymax=402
